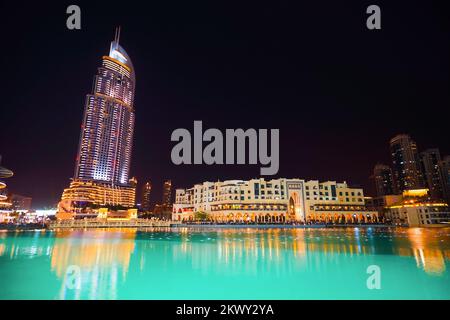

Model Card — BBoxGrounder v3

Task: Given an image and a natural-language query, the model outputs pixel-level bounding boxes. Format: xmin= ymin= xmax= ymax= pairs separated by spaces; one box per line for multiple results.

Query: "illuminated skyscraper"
xmin=420 ymin=148 xmax=443 ymax=200
xmin=162 ymin=180 xmax=172 ymax=207
xmin=59 ymin=28 xmax=137 ymax=213
xmin=439 ymin=156 xmax=450 ymax=204
xmin=74 ymin=28 xmax=135 ymax=185
xmin=141 ymin=181 xmax=152 ymax=212
xmin=373 ymin=163 xmax=396 ymax=196
xmin=390 ymin=134 xmax=424 ymax=192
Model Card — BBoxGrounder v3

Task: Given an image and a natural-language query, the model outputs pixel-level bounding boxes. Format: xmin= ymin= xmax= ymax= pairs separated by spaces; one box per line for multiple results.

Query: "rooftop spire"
xmin=114 ymin=26 xmax=121 ymax=43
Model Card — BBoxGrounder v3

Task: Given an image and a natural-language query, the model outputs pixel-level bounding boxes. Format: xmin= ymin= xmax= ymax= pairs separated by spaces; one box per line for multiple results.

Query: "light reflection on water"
xmin=0 ymin=227 xmax=449 ymax=299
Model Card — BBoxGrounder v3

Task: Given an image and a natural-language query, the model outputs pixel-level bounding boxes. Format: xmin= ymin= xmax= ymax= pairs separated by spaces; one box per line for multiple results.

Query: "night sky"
xmin=1 ymin=1 xmax=449 ymax=208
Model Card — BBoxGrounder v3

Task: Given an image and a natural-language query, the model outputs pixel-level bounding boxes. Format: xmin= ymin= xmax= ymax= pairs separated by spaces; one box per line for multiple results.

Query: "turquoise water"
xmin=0 ymin=227 xmax=449 ymax=299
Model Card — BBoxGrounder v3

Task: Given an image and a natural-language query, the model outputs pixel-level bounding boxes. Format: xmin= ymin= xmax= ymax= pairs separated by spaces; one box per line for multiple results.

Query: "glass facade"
xmin=74 ymin=40 xmax=135 ymax=186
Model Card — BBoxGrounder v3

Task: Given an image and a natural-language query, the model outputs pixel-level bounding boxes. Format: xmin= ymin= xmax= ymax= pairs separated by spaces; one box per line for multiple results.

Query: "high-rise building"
xmin=74 ymin=29 xmax=135 ymax=185
xmin=129 ymin=176 xmax=138 ymax=188
xmin=420 ymin=148 xmax=443 ymax=200
xmin=59 ymin=29 xmax=137 ymax=215
xmin=162 ymin=180 xmax=172 ymax=207
xmin=10 ymin=194 xmax=32 ymax=211
xmin=439 ymin=155 xmax=450 ymax=204
xmin=141 ymin=181 xmax=152 ymax=212
xmin=390 ymin=134 xmax=423 ymax=192
xmin=373 ymin=163 xmax=396 ymax=196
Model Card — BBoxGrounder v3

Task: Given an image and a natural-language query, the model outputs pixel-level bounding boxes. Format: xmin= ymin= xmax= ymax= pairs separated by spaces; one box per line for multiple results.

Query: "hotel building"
xmin=172 ymin=178 xmax=378 ymax=223
xmin=390 ymin=134 xmax=424 ymax=192
xmin=420 ymin=148 xmax=444 ymax=200
xmin=58 ymin=29 xmax=136 ymax=218
xmin=385 ymin=189 xmax=450 ymax=227
xmin=10 ymin=194 xmax=32 ymax=212
xmin=141 ymin=181 xmax=152 ymax=212
xmin=373 ymin=163 xmax=396 ymax=196
xmin=162 ymin=180 xmax=173 ymax=207
xmin=439 ymin=155 xmax=450 ymax=204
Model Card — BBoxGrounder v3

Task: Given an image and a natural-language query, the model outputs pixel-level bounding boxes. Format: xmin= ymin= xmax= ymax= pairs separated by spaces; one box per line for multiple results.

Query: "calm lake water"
xmin=0 ymin=227 xmax=449 ymax=300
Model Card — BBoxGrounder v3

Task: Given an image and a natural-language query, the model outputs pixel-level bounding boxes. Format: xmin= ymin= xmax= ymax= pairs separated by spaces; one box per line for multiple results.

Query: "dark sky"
xmin=1 ymin=1 xmax=449 ymax=208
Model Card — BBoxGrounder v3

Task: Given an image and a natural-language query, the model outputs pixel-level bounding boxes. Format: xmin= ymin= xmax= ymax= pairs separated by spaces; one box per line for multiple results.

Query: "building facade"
xmin=439 ymin=155 xmax=450 ymax=204
xmin=173 ymin=178 xmax=378 ymax=223
xmin=74 ymin=33 xmax=135 ymax=186
xmin=141 ymin=181 xmax=152 ymax=212
xmin=59 ymin=29 xmax=136 ymax=217
xmin=420 ymin=148 xmax=444 ymax=200
xmin=390 ymin=134 xmax=424 ymax=192
xmin=10 ymin=194 xmax=32 ymax=212
xmin=162 ymin=180 xmax=172 ymax=207
xmin=385 ymin=189 xmax=450 ymax=227
xmin=60 ymin=179 xmax=136 ymax=209
xmin=373 ymin=163 xmax=396 ymax=196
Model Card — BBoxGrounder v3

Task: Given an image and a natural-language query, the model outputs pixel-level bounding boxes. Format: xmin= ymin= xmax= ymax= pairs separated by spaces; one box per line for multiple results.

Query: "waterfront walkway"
xmin=47 ymin=219 xmax=180 ymax=229
xmin=3 ymin=221 xmax=399 ymax=231
xmin=174 ymin=223 xmax=393 ymax=229
xmin=0 ymin=223 xmax=46 ymax=231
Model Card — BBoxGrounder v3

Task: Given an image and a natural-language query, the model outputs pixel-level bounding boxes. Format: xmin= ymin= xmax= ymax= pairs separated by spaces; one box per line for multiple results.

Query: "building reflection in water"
xmin=0 ymin=227 xmax=449 ymax=298
xmin=168 ymin=227 xmax=449 ymax=277
xmin=50 ymin=229 xmax=136 ymax=300
xmin=405 ymin=228 xmax=448 ymax=275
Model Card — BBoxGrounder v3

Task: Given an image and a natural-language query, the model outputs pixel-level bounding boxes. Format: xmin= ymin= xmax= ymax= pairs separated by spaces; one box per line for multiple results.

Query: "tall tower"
xmin=74 ymin=28 xmax=135 ymax=185
xmin=420 ymin=148 xmax=443 ymax=200
xmin=162 ymin=180 xmax=172 ymax=207
xmin=390 ymin=134 xmax=423 ymax=192
xmin=439 ymin=156 xmax=450 ymax=204
xmin=60 ymin=28 xmax=137 ymax=213
xmin=141 ymin=181 xmax=152 ymax=212
xmin=373 ymin=163 xmax=396 ymax=196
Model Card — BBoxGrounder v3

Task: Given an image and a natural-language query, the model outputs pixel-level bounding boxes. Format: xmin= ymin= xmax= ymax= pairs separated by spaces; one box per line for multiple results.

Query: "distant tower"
xmin=373 ymin=163 xmax=396 ymax=196
xmin=141 ymin=181 xmax=152 ymax=212
xmin=129 ymin=176 xmax=138 ymax=204
xmin=390 ymin=134 xmax=423 ymax=192
xmin=162 ymin=180 xmax=172 ymax=207
xmin=439 ymin=156 xmax=450 ymax=204
xmin=129 ymin=177 xmax=138 ymax=187
xmin=420 ymin=148 xmax=443 ymax=199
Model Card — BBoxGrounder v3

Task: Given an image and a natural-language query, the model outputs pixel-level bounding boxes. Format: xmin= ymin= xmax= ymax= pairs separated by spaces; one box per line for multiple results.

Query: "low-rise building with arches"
xmin=173 ymin=178 xmax=378 ymax=223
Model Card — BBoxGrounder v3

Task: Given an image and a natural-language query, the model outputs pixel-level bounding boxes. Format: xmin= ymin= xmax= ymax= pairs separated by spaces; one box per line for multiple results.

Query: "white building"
xmin=173 ymin=178 xmax=378 ymax=223
xmin=385 ymin=189 xmax=450 ymax=227
xmin=386 ymin=203 xmax=450 ymax=227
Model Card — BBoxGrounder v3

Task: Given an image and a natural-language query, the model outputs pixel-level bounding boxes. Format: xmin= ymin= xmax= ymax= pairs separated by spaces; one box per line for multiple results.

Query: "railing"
xmin=48 ymin=219 xmax=181 ymax=229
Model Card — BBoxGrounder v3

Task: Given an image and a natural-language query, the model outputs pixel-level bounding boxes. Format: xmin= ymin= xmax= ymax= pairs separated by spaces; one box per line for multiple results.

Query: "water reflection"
xmin=156 ymin=227 xmax=450 ymax=276
xmin=51 ymin=229 xmax=136 ymax=299
xmin=405 ymin=228 xmax=447 ymax=275
xmin=0 ymin=227 xmax=449 ymax=299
